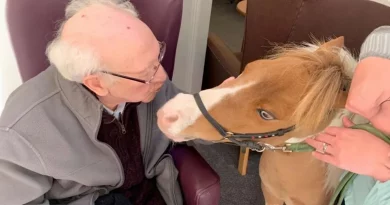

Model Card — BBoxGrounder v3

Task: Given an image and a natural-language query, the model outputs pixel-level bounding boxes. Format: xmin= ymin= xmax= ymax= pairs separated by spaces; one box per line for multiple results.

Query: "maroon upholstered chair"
xmin=5 ymin=0 xmax=220 ymax=204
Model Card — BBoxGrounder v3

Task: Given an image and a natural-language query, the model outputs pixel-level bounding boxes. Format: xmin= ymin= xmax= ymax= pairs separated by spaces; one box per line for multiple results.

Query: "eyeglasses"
xmin=102 ymin=41 xmax=166 ymax=84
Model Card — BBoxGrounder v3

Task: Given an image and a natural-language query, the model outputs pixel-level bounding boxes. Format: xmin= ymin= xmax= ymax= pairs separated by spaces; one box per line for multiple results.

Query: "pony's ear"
xmin=320 ymin=36 xmax=345 ymax=49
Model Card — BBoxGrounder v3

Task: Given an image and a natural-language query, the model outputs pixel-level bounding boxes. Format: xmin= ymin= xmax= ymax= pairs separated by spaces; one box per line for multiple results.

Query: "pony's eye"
xmin=257 ymin=109 xmax=275 ymax=120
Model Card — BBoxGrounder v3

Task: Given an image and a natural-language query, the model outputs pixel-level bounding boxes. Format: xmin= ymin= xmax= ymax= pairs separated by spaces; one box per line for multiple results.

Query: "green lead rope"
xmin=285 ymin=142 xmax=316 ymax=152
xmin=284 ymin=123 xmax=390 ymax=205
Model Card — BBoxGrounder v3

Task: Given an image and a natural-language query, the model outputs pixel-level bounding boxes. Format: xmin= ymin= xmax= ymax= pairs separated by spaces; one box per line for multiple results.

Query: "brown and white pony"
xmin=157 ymin=37 xmax=367 ymax=205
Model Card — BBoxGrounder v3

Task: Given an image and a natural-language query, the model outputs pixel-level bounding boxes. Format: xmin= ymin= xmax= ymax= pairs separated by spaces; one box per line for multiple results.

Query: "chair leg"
xmin=238 ymin=147 xmax=250 ymax=175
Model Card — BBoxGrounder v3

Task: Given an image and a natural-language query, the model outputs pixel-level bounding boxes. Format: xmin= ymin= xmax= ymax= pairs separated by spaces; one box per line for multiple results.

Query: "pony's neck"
xmin=285 ymin=108 xmax=368 ymax=144
xmin=284 ymin=108 xmax=368 ymax=193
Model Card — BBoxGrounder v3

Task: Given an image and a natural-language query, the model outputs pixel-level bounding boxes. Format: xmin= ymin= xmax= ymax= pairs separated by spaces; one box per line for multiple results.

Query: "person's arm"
xmin=0 ymin=128 xmax=53 ymax=205
xmin=373 ymin=155 xmax=390 ymax=182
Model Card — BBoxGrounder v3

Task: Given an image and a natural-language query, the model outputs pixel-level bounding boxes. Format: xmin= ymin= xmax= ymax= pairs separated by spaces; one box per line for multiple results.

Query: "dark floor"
xmin=193 ymin=143 xmax=265 ymax=205
xmin=194 ymin=1 xmax=265 ymax=205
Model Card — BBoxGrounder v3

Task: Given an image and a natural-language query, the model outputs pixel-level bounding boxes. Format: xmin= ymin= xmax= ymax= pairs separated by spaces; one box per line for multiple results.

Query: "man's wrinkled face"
xmin=103 ymin=40 xmax=168 ymax=103
xmin=61 ymin=4 xmax=168 ymax=104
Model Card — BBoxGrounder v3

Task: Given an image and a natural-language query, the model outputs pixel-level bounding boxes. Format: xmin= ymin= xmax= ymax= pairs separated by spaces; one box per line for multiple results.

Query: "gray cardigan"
xmin=0 ymin=66 xmax=183 ymax=205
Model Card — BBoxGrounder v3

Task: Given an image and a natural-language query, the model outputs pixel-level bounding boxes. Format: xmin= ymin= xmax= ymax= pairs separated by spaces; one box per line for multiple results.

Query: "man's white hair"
xmin=46 ymin=0 xmax=139 ymax=82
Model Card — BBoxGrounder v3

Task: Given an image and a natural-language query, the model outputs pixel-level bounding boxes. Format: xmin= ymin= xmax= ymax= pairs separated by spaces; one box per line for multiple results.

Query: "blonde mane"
xmin=266 ymin=40 xmax=357 ymax=132
xmin=266 ymin=39 xmax=359 ymax=193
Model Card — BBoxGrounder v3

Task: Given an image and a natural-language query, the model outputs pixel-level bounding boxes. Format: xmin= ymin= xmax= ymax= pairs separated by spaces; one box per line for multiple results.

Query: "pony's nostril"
xmin=166 ymin=114 xmax=179 ymax=123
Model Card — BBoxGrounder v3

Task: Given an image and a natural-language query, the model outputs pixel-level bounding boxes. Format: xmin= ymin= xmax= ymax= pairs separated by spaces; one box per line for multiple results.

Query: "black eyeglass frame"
xmin=101 ymin=41 xmax=166 ymax=84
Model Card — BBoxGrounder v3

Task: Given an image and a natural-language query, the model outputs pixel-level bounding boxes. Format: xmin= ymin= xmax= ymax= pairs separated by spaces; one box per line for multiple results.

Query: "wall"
xmin=172 ymin=0 xmax=212 ymax=93
xmin=0 ymin=1 xmax=22 ymax=114
xmin=0 ymin=0 xmax=211 ymax=114
xmin=369 ymin=0 xmax=390 ymax=7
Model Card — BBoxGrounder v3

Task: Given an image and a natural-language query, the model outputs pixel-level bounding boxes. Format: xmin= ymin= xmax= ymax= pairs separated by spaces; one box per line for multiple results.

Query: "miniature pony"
xmin=157 ymin=37 xmax=367 ymax=205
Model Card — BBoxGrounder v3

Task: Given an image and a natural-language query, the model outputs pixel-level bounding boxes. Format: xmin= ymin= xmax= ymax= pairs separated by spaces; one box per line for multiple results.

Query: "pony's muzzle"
xmin=157 ymin=93 xmax=202 ymax=141
xmin=156 ymin=108 xmax=182 ymax=140
xmin=157 ymin=109 xmax=179 ymax=127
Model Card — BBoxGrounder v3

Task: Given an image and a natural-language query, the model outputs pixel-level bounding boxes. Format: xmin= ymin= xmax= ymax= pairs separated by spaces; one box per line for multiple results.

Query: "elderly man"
xmin=0 ymin=0 xmax=227 ymax=204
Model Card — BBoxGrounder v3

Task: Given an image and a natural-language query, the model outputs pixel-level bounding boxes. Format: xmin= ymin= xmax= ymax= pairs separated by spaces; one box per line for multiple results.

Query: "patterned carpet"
xmin=192 ymin=142 xmax=265 ymax=205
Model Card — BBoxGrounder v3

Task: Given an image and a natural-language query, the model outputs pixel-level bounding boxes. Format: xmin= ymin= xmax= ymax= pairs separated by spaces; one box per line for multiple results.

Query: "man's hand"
xmin=305 ymin=117 xmax=390 ymax=181
xmin=346 ymin=57 xmax=390 ymax=134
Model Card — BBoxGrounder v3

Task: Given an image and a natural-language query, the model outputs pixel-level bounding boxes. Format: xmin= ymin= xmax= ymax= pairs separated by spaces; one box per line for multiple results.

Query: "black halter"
xmin=193 ymin=93 xmax=295 ymax=152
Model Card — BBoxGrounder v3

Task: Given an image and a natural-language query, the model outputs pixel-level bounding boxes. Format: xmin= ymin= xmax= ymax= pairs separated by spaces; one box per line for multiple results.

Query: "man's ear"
xmin=321 ymin=36 xmax=345 ymax=49
xmin=82 ymin=74 xmax=109 ymax=96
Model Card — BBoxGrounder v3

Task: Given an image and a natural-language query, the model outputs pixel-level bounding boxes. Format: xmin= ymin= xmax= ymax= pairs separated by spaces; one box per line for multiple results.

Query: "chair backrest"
xmin=241 ymin=0 xmax=390 ymax=72
xmin=6 ymin=0 xmax=183 ymax=82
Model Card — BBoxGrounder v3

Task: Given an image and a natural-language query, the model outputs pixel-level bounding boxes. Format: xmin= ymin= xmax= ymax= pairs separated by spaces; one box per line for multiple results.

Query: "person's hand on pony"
xmin=305 ymin=56 xmax=390 ymax=182
xmin=306 ymin=117 xmax=390 ymax=182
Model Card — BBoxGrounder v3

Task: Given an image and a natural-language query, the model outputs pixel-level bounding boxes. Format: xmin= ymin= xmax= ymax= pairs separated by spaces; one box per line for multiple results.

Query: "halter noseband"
xmin=193 ymin=93 xmax=295 ymax=152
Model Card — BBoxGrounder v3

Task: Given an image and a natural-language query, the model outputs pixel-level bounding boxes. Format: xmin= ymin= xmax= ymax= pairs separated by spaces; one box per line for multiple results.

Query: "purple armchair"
xmin=5 ymin=0 xmax=220 ymax=205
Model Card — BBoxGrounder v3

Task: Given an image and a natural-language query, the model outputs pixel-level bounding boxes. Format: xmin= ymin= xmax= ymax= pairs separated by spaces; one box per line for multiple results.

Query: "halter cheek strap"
xmin=193 ymin=93 xmax=296 ymax=152
xmin=193 ymin=93 xmax=227 ymax=137
xmin=194 ymin=93 xmax=390 ymax=205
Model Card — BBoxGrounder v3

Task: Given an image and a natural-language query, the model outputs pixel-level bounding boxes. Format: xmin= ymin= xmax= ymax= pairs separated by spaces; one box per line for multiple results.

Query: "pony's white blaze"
xmin=160 ymin=82 xmax=255 ymax=137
